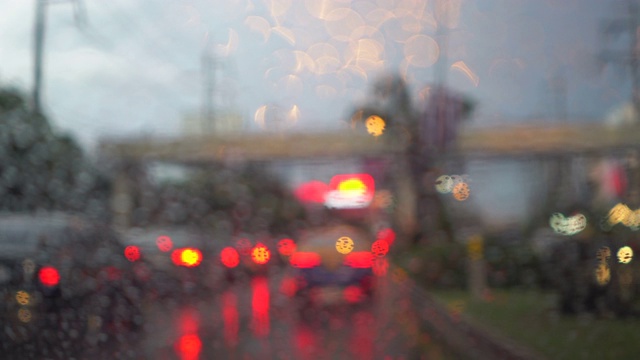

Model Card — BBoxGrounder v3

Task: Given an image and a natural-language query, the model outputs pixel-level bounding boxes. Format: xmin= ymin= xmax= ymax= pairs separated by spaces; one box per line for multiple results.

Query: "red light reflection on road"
xmin=175 ymin=333 xmax=202 ymax=360
xmin=175 ymin=308 xmax=201 ymax=360
xmin=373 ymin=257 xmax=389 ymax=277
xmin=222 ymin=290 xmax=239 ymax=347
xmin=294 ymin=325 xmax=317 ymax=360
xmin=251 ymin=276 xmax=270 ymax=338
xmin=349 ymin=311 xmax=374 ymax=359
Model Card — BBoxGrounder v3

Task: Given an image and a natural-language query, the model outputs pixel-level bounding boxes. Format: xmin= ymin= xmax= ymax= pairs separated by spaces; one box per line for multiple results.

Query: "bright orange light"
xmin=221 ymin=247 xmax=240 ymax=268
xmin=365 ymin=115 xmax=385 ymax=136
xmin=124 ymin=245 xmax=141 ymax=262
xmin=251 ymin=243 xmax=271 ymax=265
xmin=156 ymin=235 xmax=173 ymax=252
xmin=326 ymin=174 xmax=376 ymax=209
xmin=338 ymin=178 xmax=367 ymax=193
xmin=172 ymin=248 xmax=203 ymax=267
xmin=38 ymin=266 xmax=60 ymax=287
xmin=277 ymin=238 xmax=297 ymax=256
xmin=336 ymin=236 xmax=354 ymax=254
xmin=175 ymin=334 xmax=202 ymax=360
xmin=181 ymin=248 xmax=203 ymax=267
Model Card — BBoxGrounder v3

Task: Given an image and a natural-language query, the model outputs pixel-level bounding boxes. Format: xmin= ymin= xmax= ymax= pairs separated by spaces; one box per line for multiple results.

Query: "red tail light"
xmin=124 ymin=245 xmax=141 ymax=262
xmin=156 ymin=235 xmax=174 ymax=252
xmin=220 ymin=247 xmax=240 ymax=268
xmin=277 ymin=238 xmax=296 ymax=256
xmin=344 ymin=252 xmax=374 ymax=268
xmin=377 ymin=228 xmax=396 ymax=246
xmin=371 ymin=240 xmax=389 ymax=257
xmin=38 ymin=266 xmax=60 ymax=287
xmin=251 ymin=243 xmax=271 ymax=265
xmin=289 ymin=252 xmax=321 ymax=268
xmin=172 ymin=248 xmax=203 ymax=267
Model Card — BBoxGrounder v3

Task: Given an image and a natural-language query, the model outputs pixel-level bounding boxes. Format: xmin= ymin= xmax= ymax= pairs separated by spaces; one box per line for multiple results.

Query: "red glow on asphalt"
xmin=373 ymin=257 xmax=389 ymax=277
xmin=222 ymin=290 xmax=239 ymax=347
xmin=178 ymin=308 xmax=200 ymax=334
xmin=280 ymin=276 xmax=298 ymax=297
xmin=175 ymin=333 xmax=202 ymax=360
xmin=251 ymin=276 xmax=270 ymax=338
xmin=344 ymin=285 xmax=364 ymax=303
xmin=220 ymin=247 xmax=240 ymax=268
xmin=38 ymin=266 xmax=60 ymax=287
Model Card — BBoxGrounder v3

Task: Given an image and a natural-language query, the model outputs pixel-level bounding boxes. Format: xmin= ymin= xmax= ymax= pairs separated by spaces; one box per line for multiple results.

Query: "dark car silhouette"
xmin=0 ymin=212 xmax=148 ymax=356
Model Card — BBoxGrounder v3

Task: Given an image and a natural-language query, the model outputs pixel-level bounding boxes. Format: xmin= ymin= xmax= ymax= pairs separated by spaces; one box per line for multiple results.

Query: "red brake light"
xmin=344 ymin=252 xmax=374 ymax=268
xmin=156 ymin=235 xmax=173 ymax=252
xmin=172 ymin=248 xmax=203 ymax=267
xmin=377 ymin=228 xmax=396 ymax=246
xmin=251 ymin=243 xmax=271 ymax=265
xmin=289 ymin=252 xmax=321 ymax=268
xmin=221 ymin=247 xmax=240 ymax=268
xmin=124 ymin=245 xmax=141 ymax=262
xmin=277 ymin=238 xmax=296 ymax=256
xmin=38 ymin=266 xmax=60 ymax=287
xmin=371 ymin=240 xmax=389 ymax=257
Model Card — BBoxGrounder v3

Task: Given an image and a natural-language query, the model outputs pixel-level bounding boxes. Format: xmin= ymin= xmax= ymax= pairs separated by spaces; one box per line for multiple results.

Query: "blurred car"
xmin=287 ymin=223 xmax=377 ymax=311
xmin=121 ymin=226 xmax=216 ymax=298
xmin=0 ymin=212 xmax=147 ymax=353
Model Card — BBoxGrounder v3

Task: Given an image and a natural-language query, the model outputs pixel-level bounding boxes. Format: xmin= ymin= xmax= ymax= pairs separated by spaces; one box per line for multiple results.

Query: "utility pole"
xmin=599 ymin=0 xmax=640 ymax=205
xmin=201 ymin=46 xmax=216 ymax=135
xmin=33 ymin=0 xmax=47 ymax=115
xmin=600 ymin=0 xmax=640 ymax=116
xmin=32 ymin=0 xmax=86 ymax=115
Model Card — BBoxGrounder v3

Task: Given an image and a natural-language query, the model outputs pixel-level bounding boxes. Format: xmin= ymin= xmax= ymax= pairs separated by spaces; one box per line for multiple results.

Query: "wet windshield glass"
xmin=2 ymin=1 xmax=640 ymax=359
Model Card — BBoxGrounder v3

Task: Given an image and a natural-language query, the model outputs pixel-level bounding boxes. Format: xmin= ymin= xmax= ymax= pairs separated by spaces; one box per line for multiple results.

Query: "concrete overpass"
xmin=100 ymin=122 xmax=640 ymax=163
xmin=100 ymin=122 xmax=640 ymax=231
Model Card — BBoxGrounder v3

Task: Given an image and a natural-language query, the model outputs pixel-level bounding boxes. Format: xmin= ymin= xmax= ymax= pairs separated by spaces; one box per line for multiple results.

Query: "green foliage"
xmin=136 ymin=164 xmax=306 ymax=235
xmin=0 ymin=85 xmax=111 ymax=217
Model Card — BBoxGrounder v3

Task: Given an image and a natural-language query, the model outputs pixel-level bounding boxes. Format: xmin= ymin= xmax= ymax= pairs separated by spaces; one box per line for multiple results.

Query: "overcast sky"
xmin=0 ymin=0 xmax=632 ymax=150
